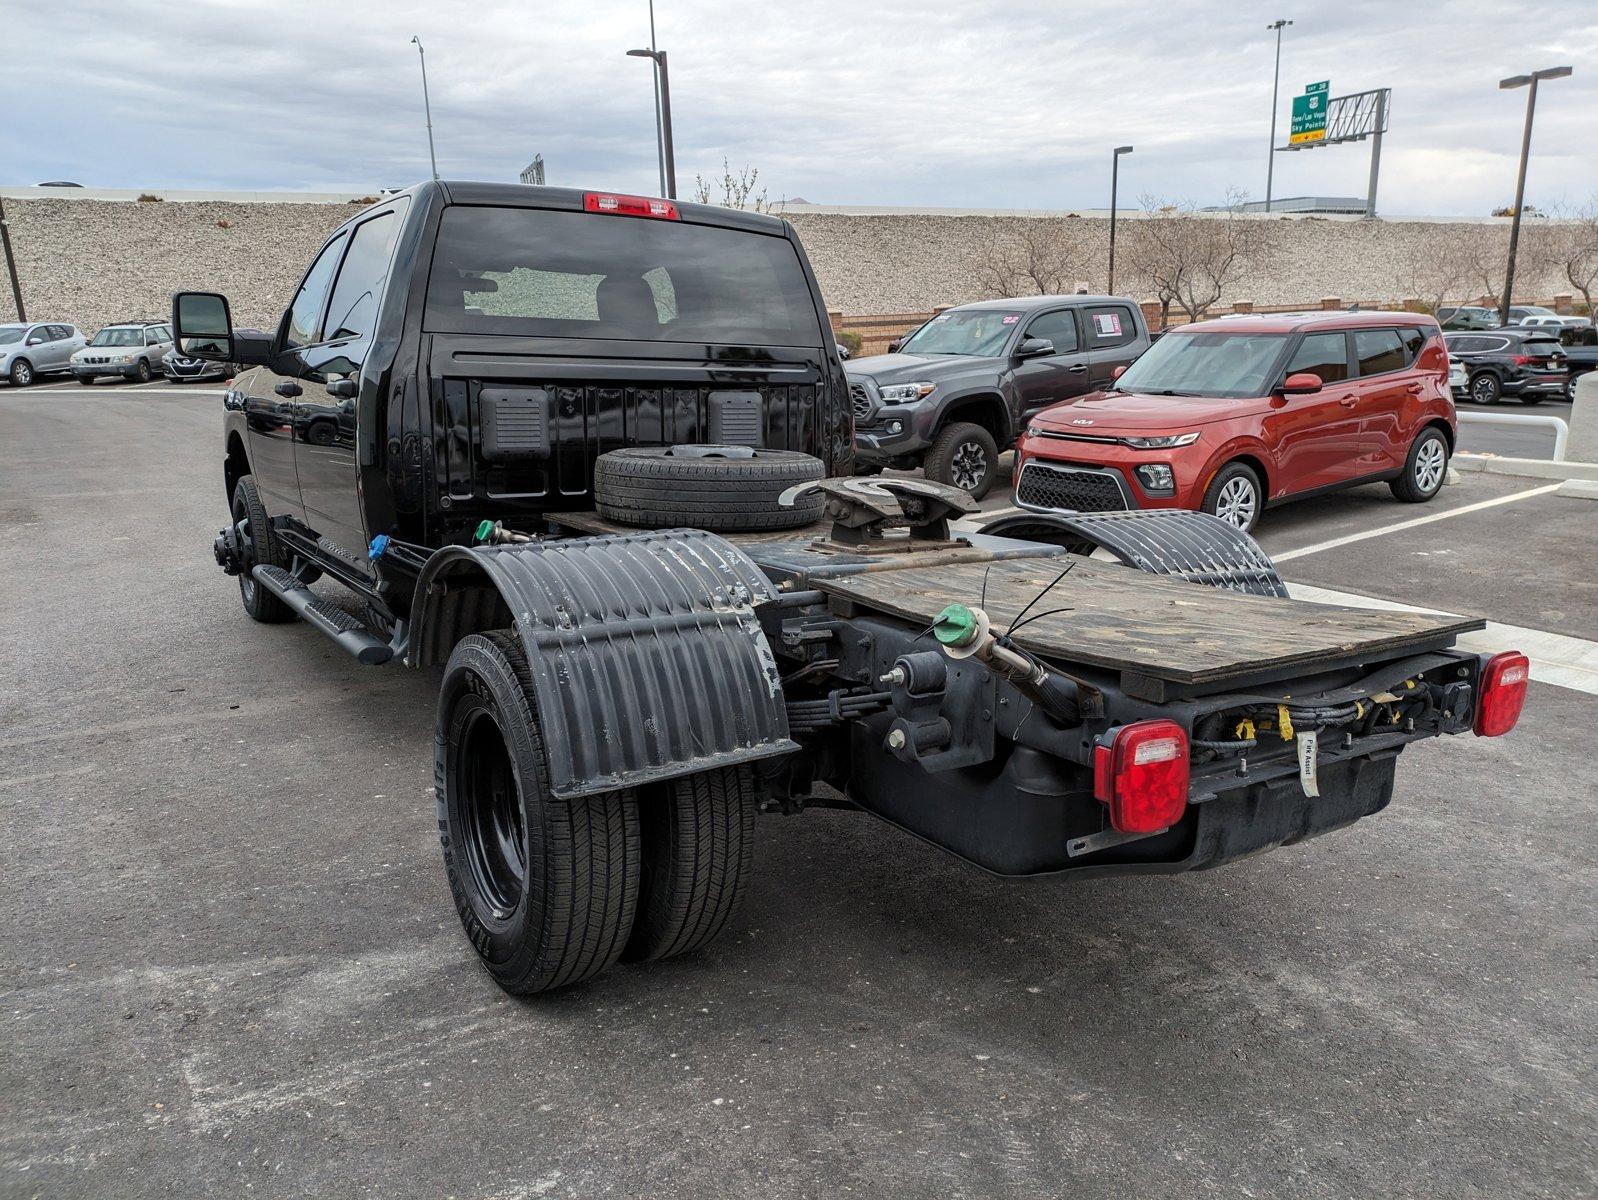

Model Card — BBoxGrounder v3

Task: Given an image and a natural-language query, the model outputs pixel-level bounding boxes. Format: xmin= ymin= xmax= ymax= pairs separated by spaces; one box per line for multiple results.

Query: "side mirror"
xmin=172 ymin=291 xmax=239 ymax=362
xmin=26 ymin=335 xmax=43 ymax=346
xmin=887 ymin=338 xmax=904 ymax=353
xmin=1110 ymin=364 xmax=1128 ymax=381
xmin=1281 ymin=372 xmax=1324 ymax=395
xmin=1015 ymin=336 xmax=1054 ymax=360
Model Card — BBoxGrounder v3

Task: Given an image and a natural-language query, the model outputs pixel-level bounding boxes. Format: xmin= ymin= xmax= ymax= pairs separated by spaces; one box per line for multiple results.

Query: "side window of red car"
xmin=1354 ymin=329 xmax=1407 ymax=376
xmin=1285 ymin=332 xmax=1350 ymax=385
xmin=1400 ymin=327 xmax=1427 ymax=363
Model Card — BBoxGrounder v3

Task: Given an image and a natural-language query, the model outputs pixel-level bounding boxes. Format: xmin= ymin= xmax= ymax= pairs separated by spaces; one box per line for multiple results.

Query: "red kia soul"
xmin=1013 ymin=311 xmax=1455 ymax=532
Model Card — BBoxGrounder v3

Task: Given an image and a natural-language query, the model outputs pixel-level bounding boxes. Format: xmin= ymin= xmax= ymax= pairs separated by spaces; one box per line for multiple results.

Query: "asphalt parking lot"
xmin=3 ymin=389 xmax=1594 ymax=1199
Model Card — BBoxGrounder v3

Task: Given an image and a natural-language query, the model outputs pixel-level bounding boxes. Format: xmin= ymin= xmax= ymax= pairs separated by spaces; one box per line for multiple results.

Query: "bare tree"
xmin=1456 ymin=226 xmax=1512 ymax=306
xmin=969 ymin=217 xmax=1085 ymax=297
xmin=1396 ymin=237 xmax=1479 ymax=314
xmin=692 ymin=160 xmax=775 ymax=213
xmin=1549 ymin=199 xmax=1598 ymax=315
xmin=1123 ymin=191 xmax=1268 ymax=327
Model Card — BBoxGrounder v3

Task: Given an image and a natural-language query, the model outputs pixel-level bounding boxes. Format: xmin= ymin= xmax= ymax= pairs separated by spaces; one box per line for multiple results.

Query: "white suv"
xmin=70 ymin=322 xmax=174 ymax=384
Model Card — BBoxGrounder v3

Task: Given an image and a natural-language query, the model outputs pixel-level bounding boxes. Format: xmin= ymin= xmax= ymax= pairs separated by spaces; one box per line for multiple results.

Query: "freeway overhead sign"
xmin=1290 ymin=81 xmax=1330 ymax=145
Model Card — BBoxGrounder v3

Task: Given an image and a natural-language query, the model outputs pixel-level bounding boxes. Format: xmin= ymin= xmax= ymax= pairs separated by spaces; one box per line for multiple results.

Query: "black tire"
xmin=437 ymin=631 xmax=640 ymax=994
xmin=1468 ymin=372 xmax=1501 ymax=405
xmin=9 ymin=358 xmax=34 ymax=387
xmin=135 ymin=359 xmax=152 ymax=384
xmin=624 ymin=766 xmax=756 ymax=964
xmin=593 ymin=445 xmax=825 ymax=531
xmin=230 ymin=475 xmax=296 ymax=623
xmin=1389 ymin=426 xmax=1450 ymax=503
xmin=76 ymin=375 xmax=93 ymax=386
xmin=923 ymin=421 xmax=998 ymax=499
xmin=1200 ymin=461 xmax=1264 ymax=533
xmin=1517 ymin=393 xmax=1545 ymax=406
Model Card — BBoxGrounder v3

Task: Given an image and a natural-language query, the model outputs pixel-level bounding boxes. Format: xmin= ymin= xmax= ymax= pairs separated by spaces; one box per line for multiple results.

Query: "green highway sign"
xmin=1290 ymin=81 xmax=1330 ymax=144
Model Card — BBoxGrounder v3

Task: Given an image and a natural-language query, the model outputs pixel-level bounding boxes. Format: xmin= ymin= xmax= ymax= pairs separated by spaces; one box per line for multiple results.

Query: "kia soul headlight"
xmin=877 ymin=382 xmax=935 ymax=403
xmin=1122 ymin=432 xmax=1201 ymax=449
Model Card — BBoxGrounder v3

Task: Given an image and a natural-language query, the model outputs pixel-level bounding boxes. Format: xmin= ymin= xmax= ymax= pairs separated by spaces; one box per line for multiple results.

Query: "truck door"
xmin=1081 ymin=302 xmax=1143 ymax=389
xmin=1010 ymin=307 xmax=1090 ymax=421
xmin=244 ymin=231 xmax=346 ymax=521
xmin=291 ymin=205 xmax=406 ymax=566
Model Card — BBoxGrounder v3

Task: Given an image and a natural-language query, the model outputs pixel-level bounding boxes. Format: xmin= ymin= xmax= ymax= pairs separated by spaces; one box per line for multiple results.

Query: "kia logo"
xmin=1071 ymin=418 xmax=1094 ymax=426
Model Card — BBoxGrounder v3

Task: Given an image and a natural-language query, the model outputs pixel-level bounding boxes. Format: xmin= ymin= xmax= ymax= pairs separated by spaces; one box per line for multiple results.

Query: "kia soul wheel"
xmin=1391 ymin=428 xmax=1449 ymax=503
xmin=1201 ymin=462 xmax=1263 ymax=533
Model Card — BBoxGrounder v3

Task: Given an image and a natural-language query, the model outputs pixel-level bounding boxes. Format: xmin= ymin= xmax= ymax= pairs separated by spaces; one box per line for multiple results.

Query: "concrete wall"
xmin=0 ymin=195 xmax=1576 ymax=334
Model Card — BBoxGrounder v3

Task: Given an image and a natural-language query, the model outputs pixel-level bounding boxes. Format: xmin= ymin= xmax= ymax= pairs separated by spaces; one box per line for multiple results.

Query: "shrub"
xmin=137 ymin=193 xmax=164 ymax=202
xmin=838 ymin=331 xmax=863 ymax=357
xmin=348 ymin=196 xmax=379 ymax=206
xmin=215 ymin=219 xmax=232 ymax=229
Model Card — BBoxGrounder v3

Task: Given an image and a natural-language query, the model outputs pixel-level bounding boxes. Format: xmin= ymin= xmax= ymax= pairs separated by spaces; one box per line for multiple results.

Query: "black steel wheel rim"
xmin=457 ymin=705 xmax=527 ymax=920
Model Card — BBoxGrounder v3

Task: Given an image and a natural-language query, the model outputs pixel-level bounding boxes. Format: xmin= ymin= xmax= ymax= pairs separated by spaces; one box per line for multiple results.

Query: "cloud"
xmin=3 ymin=0 xmax=1594 ymax=215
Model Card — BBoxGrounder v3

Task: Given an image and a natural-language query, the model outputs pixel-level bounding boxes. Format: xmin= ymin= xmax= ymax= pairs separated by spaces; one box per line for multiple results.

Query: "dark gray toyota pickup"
xmin=847 ymin=295 xmax=1151 ymax=497
xmin=172 ymin=180 xmax=1525 ymax=996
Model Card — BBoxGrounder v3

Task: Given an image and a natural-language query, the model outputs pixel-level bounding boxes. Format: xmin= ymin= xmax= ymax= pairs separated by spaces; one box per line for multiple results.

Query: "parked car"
xmin=846 ymin=295 xmax=1151 ymax=498
xmin=1505 ymin=305 xmax=1560 ymax=325
xmin=69 ymin=321 xmax=174 ymax=384
xmin=170 ymin=180 xmax=1519 ymax=996
xmin=1443 ymin=328 xmax=1567 ymax=405
xmin=1436 ymin=305 xmax=1501 ymax=331
xmin=160 ymin=348 xmax=231 ymax=382
xmin=1013 ymin=311 xmax=1454 ymax=532
xmin=0 ymin=321 xmax=87 ymax=386
xmin=1557 ymin=326 xmax=1598 ymax=400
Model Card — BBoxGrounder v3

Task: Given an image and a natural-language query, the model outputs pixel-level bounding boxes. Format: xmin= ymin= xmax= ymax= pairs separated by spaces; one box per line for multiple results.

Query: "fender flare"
xmin=979 ymin=509 xmax=1288 ymax=598
xmin=410 ymin=528 xmax=796 ymax=799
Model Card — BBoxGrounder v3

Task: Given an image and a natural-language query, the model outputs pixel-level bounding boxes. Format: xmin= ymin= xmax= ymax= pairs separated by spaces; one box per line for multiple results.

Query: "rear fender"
xmin=410 ymin=528 xmax=795 ymax=798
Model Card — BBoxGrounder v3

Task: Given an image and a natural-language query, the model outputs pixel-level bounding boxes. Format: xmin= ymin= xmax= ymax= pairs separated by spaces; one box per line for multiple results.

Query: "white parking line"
xmin=1285 ymin=581 xmax=1598 ymax=697
xmin=1272 ymin=484 xmax=1563 ymax=563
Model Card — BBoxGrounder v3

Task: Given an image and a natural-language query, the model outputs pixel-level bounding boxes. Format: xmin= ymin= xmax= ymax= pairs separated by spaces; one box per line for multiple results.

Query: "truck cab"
xmin=205 ymin=181 xmax=852 ymax=588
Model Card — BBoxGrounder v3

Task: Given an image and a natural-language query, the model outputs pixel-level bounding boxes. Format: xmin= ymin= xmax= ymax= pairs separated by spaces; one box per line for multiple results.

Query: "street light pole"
xmin=1498 ymin=66 xmax=1572 ymax=326
xmin=647 ymin=0 xmax=666 ymax=197
xmin=627 ymin=48 xmax=677 ymax=198
xmin=0 ymin=193 xmax=24 ymax=322
xmin=411 ymin=36 xmax=439 ymax=181
xmin=1108 ymin=145 xmax=1133 ymax=294
xmin=1264 ymin=19 xmax=1292 ymax=214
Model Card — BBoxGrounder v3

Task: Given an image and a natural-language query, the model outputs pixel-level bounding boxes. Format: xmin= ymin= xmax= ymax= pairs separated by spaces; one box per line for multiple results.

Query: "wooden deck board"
xmin=816 ymin=555 xmax=1484 ymax=686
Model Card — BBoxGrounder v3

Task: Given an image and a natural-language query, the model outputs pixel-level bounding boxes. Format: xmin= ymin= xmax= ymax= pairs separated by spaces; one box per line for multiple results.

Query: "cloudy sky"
xmin=4 ymin=0 xmax=1595 ymax=216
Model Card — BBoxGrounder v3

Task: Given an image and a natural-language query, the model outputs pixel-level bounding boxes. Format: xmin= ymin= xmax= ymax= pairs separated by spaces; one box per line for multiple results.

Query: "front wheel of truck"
xmin=230 ymin=475 xmax=296 ymax=623
xmin=437 ymin=631 xmax=640 ymax=994
xmin=924 ymin=421 xmax=998 ymax=499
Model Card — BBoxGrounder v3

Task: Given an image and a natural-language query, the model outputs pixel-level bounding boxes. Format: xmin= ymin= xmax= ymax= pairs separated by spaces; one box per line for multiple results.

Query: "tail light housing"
xmin=583 ymin=192 xmax=680 ymax=220
xmin=1474 ymin=651 xmax=1529 ymax=737
xmin=1093 ymin=719 xmax=1190 ymax=834
xmin=1511 ymin=354 xmax=1535 ymax=366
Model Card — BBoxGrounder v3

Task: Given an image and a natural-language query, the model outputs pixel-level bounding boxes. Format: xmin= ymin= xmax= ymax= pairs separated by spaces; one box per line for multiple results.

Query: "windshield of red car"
xmin=898 ymin=309 xmax=1020 ymax=358
xmin=1113 ymin=331 xmax=1288 ymax=398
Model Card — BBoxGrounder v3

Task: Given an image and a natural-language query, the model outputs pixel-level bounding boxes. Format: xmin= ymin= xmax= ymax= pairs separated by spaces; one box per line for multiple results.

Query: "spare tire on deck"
xmin=594 ymin=445 xmax=826 ymax=532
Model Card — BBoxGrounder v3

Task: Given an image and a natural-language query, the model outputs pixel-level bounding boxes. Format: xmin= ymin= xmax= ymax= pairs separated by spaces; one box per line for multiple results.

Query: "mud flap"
xmin=413 ymin=529 xmax=795 ymax=798
xmin=980 ymin=509 xmax=1288 ymax=597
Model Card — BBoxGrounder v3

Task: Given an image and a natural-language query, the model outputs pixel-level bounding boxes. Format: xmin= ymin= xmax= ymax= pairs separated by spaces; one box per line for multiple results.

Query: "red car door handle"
xmin=1406 ymin=383 xmax=1424 ymax=394
xmin=1338 ymin=395 xmax=1357 ymax=407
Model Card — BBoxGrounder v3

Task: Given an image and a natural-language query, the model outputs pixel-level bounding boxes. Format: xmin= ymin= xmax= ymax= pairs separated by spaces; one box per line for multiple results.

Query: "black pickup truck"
xmin=174 ymin=180 xmax=1526 ymax=995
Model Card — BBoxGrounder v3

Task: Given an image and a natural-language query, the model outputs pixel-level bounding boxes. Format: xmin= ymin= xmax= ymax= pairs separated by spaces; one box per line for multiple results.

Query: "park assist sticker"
xmin=1002 ymin=314 xmax=1020 ymax=324
xmin=1093 ymin=312 xmax=1122 ymax=337
xmin=1296 ymin=729 xmax=1320 ymax=797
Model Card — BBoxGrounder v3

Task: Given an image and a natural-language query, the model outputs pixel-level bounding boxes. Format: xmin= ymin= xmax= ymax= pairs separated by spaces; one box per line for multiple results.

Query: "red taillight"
xmin=1512 ymin=355 xmax=1535 ymax=366
xmin=1474 ymin=651 xmax=1529 ymax=737
xmin=582 ymin=192 xmax=680 ymax=220
xmin=1093 ymin=719 xmax=1190 ymax=834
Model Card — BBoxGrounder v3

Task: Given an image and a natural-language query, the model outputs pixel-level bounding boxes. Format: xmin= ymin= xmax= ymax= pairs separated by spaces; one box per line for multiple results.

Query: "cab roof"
xmin=954 ymin=295 xmax=1129 ymax=312
xmin=1171 ymin=310 xmax=1440 ymax=335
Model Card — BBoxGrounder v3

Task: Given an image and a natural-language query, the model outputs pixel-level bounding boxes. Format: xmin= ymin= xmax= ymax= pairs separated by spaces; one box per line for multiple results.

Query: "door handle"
xmin=1337 ymin=393 xmax=1357 ymax=407
xmin=274 ymin=381 xmax=302 ymax=398
xmin=1406 ymin=383 xmax=1424 ymax=395
xmin=1067 ymin=364 xmax=1088 ymax=373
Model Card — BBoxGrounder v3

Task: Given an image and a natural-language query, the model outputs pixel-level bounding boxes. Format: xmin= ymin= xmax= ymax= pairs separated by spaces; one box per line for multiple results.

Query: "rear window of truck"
xmin=423 ymin=205 xmax=825 ymax=347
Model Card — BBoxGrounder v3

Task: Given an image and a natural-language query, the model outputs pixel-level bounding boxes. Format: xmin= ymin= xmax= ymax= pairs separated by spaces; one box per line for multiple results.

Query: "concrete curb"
xmin=1452 ymin=453 xmax=1598 ymax=483
xmin=1555 ymin=479 xmax=1598 ymax=500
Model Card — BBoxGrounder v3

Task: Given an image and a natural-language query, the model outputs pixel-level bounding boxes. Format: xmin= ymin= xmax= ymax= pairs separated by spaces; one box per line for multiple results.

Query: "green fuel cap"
xmin=933 ymin=602 xmax=979 ymax=647
xmin=473 ymin=520 xmax=495 ymax=543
